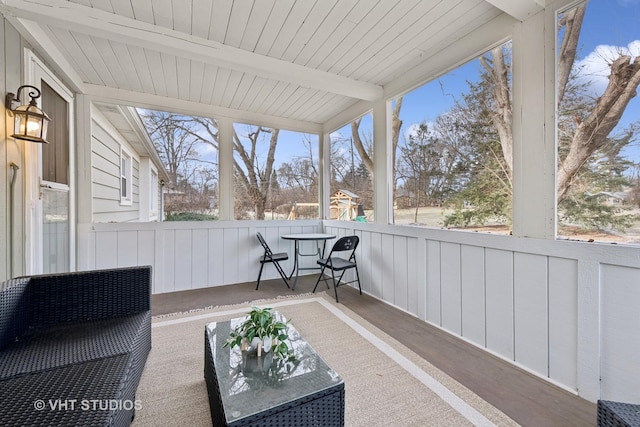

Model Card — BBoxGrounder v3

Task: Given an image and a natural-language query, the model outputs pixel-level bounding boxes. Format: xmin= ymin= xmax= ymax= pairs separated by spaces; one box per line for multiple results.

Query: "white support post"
xmin=512 ymin=10 xmax=554 ymax=238
xmin=320 ymin=131 xmax=331 ymax=220
xmin=75 ymin=95 xmax=92 ymax=270
xmin=218 ymin=117 xmax=234 ymax=220
xmin=372 ymin=99 xmax=391 ymax=224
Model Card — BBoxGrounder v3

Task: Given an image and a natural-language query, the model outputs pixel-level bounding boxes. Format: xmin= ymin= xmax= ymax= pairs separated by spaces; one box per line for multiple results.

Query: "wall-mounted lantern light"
xmin=5 ymin=85 xmax=50 ymax=143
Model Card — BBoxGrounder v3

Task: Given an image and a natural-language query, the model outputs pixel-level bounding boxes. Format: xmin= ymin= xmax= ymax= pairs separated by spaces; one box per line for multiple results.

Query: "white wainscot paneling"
xmin=369 ymin=232 xmax=384 ymax=298
xmin=426 ymin=240 xmax=441 ymax=325
xmin=392 ymin=234 xmax=410 ymax=311
xmin=357 ymin=231 xmax=373 ymax=295
xmin=318 ymin=221 xmax=640 ymax=404
xmin=191 ymin=230 xmax=209 ymax=288
xmin=174 ymin=229 xmax=193 ymax=291
xmin=600 ymin=264 xmax=640 ymax=403
xmin=117 ymin=231 xmax=138 ymax=267
xmin=406 ymin=236 xmax=421 ymax=317
xmin=461 ymin=245 xmax=486 ymax=346
xmin=162 ymin=229 xmax=176 ymax=292
xmin=96 ymin=231 xmax=118 ymax=269
xmin=440 ymin=242 xmax=462 ymax=334
xmin=485 ymin=248 xmax=514 ymax=360
xmin=208 ymin=228 xmax=225 ymax=286
xmin=514 ymin=252 xmax=548 ymax=376
xmin=137 ymin=230 xmax=155 ymax=268
xmin=381 ymin=233 xmax=395 ymax=302
xmin=548 ymin=257 xmax=578 ymax=390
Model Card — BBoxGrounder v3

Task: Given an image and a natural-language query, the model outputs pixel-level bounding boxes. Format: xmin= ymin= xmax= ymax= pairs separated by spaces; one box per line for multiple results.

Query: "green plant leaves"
xmin=223 ymin=307 xmax=295 ymax=361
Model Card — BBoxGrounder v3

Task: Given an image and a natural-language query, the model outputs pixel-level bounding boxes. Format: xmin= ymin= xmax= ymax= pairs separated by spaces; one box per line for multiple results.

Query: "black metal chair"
xmin=312 ymin=235 xmax=362 ymax=303
xmin=256 ymin=232 xmax=290 ymax=290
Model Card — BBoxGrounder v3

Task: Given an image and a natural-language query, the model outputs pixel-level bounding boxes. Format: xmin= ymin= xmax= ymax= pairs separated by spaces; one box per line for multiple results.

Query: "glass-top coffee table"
xmin=204 ymin=312 xmax=344 ymax=426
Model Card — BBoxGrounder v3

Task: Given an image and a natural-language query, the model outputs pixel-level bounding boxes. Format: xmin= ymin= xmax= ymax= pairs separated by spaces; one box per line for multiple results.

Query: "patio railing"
xmin=78 ymin=219 xmax=640 ymax=406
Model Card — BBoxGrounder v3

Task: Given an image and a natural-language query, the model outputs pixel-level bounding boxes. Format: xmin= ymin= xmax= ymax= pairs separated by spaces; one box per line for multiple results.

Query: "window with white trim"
xmin=120 ymin=149 xmax=132 ymax=205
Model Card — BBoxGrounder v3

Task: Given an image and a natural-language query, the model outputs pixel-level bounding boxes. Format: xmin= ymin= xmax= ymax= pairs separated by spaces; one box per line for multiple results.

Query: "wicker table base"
xmin=598 ymin=400 xmax=640 ymax=427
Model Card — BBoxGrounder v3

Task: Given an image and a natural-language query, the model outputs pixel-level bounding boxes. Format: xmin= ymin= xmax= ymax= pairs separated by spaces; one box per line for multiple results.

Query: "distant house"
xmin=588 ymin=191 xmax=629 ymax=207
xmin=89 ymin=104 xmax=169 ymax=223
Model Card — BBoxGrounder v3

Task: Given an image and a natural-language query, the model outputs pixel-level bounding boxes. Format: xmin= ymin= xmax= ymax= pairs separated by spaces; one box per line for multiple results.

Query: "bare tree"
xmin=479 ymin=47 xmax=513 ymax=176
xmin=142 ymin=111 xmax=201 ymax=187
xmin=484 ymin=3 xmax=640 ymax=203
xmin=349 ymin=97 xmax=404 ymax=183
xmin=557 ymin=51 xmax=640 ymax=200
xmin=185 ymin=117 xmax=280 ymax=220
xmin=235 ymin=127 xmax=279 ymax=219
xmin=277 ymin=135 xmax=319 ymax=196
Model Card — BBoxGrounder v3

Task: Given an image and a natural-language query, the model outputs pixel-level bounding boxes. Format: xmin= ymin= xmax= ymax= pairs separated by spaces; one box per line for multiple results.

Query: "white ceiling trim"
xmin=83 ymin=83 xmax=323 ymax=134
xmin=484 ymin=0 xmax=544 ymax=21
xmin=1 ymin=0 xmax=383 ymax=102
xmin=3 ymin=15 xmax=85 ymax=92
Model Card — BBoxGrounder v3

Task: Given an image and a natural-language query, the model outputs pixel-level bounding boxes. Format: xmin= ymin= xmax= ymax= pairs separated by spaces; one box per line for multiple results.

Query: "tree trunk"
xmin=557 ymin=5 xmax=585 ymax=105
xmin=557 ymin=55 xmax=640 ymax=200
xmin=351 ymin=119 xmax=374 ymax=178
xmin=349 ymin=97 xmax=403 ymax=186
xmin=481 ymin=47 xmax=513 ymax=176
xmin=232 ymin=127 xmax=279 ymax=220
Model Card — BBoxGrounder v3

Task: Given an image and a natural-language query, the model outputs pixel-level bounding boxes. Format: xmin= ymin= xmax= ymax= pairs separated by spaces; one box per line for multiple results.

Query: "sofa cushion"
xmin=27 ymin=266 xmax=151 ymax=327
xmin=0 ymin=311 xmax=150 ymax=380
xmin=0 ymin=278 xmax=30 ymax=351
xmin=0 ymin=354 xmax=136 ymax=426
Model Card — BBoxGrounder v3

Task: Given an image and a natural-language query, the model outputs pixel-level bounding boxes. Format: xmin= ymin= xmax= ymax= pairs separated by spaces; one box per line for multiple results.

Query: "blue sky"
xmin=577 ymin=0 xmax=640 ymax=128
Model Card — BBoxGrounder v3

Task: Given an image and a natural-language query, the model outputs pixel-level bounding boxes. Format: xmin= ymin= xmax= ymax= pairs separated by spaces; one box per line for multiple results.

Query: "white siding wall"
xmin=78 ymin=219 xmax=640 ymax=404
xmin=91 ymin=119 xmax=140 ymax=222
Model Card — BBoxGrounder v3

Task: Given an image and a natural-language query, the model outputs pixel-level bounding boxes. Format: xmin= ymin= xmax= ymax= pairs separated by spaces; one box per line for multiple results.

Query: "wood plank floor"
xmin=152 ymin=275 xmax=596 ymax=427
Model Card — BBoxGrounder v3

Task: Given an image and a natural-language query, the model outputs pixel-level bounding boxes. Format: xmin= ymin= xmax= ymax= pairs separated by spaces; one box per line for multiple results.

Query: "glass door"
xmin=40 ymin=80 xmax=70 ymax=273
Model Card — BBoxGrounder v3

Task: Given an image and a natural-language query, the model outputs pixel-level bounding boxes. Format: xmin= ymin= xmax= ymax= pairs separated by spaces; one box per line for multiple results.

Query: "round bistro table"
xmin=281 ymin=233 xmax=336 ymax=290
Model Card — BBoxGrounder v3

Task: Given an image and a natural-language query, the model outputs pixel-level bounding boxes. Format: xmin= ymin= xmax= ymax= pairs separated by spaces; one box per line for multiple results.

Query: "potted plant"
xmin=223 ymin=307 xmax=295 ymax=361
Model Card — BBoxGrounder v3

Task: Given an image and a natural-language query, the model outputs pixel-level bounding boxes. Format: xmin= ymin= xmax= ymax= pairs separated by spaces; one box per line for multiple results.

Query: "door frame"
xmin=23 ymin=49 xmax=75 ymax=274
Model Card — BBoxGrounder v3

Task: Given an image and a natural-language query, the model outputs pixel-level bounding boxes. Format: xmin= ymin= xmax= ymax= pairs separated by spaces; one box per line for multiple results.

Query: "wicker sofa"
xmin=0 ymin=266 xmax=152 ymax=426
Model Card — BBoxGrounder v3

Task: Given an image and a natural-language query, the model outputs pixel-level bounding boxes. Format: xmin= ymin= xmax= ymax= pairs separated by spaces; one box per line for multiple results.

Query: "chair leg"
xmin=312 ymin=266 xmax=327 ymax=294
xmin=273 ymin=261 xmax=291 ymax=289
xmin=331 ymin=268 xmax=339 ymax=303
xmin=354 ymin=265 xmax=362 ymax=295
xmin=256 ymin=262 xmax=265 ymax=290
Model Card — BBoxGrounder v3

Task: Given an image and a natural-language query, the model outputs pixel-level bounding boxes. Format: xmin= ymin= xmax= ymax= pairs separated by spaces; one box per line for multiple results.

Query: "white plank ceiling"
xmin=0 ymin=0 xmax=537 ymax=130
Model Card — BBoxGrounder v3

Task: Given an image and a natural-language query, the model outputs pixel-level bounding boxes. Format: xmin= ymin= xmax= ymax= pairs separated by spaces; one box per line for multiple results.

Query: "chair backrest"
xmin=329 ymin=235 xmax=359 ymax=258
xmin=256 ymin=232 xmax=273 ymax=256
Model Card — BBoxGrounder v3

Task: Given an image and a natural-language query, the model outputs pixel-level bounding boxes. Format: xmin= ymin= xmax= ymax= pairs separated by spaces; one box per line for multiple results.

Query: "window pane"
xmin=329 ymin=114 xmax=373 ymax=222
xmin=41 ymin=81 xmax=69 ymax=185
xmin=556 ymin=0 xmax=640 ymax=244
xmin=141 ymin=110 xmax=219 ymax=221
xmin=42 ymin=188 xmax=69 ymax=274
xmin=233 ymin=124 xmax=319 ymax=220
xmin=392 ymin=42 xmax=513 ymax=234
xmin=120 ymin=153 xmax=131 ymax=201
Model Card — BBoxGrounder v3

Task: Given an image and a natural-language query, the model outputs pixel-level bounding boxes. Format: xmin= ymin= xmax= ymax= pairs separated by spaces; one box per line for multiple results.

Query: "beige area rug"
xmin=132 ymin=293 xmax=519 ymax=427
